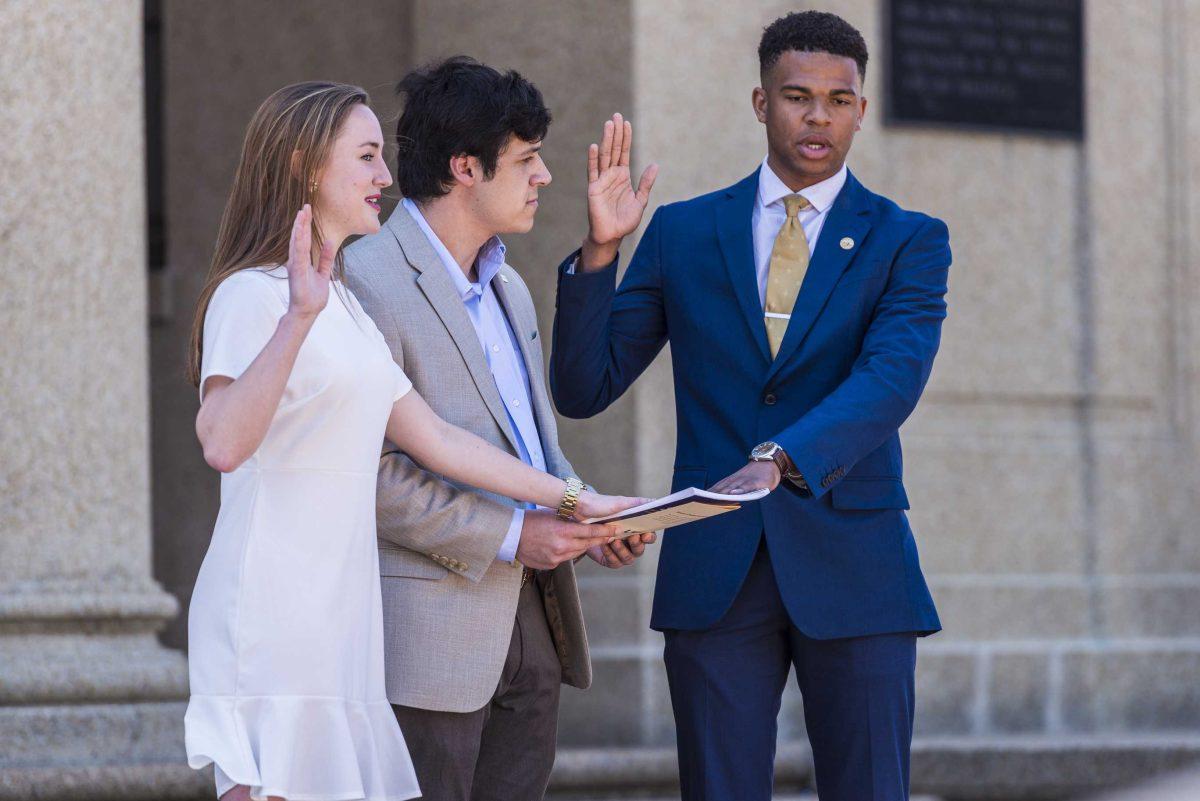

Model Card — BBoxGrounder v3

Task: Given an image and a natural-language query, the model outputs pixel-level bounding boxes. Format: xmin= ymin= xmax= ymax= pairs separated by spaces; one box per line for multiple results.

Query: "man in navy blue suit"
xmin=551 ymin=10 xmax=950 ymax=801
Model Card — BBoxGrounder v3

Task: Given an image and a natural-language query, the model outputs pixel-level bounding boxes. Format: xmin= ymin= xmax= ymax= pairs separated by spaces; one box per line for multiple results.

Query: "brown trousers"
xmin=392 ymin=579 xmax=562 ymax=801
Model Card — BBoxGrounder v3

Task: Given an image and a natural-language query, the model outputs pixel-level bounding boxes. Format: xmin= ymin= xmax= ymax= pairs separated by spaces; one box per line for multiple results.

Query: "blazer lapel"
xmin=765 ymin=172 xmax=873 ymax=383
xmin=387 ymin=206 xmax=522 ymax=455
xmin=716 ymin=171 xmax=772 ymax=364
xmin=492 ymin=271 xmax=553 ymax=453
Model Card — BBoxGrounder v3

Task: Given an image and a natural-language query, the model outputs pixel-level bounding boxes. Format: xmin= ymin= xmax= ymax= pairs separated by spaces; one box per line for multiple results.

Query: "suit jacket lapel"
xmin=492 ymin=271 xmax=554 ymax=457
xmin=386 ymin=207 xmax=522 ymax=455
xmin=765 ymin=172 xmax=873 ymax=383
xmin=716 ymin=171 xmax=772 ymax=365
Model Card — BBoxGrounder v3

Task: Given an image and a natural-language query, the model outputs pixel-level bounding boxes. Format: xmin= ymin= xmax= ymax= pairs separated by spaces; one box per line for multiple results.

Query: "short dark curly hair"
xmin=758 ymin=10 xmax=868 ymax=82
xmin=394 ymin=56 xmax=552 ymax=203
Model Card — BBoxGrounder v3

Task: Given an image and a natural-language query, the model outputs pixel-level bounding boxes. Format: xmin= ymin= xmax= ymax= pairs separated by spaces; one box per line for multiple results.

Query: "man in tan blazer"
xmin=344 ymin=57 xmax=652 ymax=801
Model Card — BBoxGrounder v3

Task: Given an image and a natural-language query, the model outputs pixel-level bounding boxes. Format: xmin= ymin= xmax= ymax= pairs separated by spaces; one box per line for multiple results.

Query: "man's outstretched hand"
xmin=579 ymin=112 xmax=658 ymax=271
xmin=709 ymin=461 xmax=781 ymax=496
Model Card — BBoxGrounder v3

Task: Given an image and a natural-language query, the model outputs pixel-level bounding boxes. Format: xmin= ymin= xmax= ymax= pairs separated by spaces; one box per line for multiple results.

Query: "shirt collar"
xmin=402 ymin=197 xmax=507 ymax=301
xmin=757 ymin=157 xmax=848 ymax=215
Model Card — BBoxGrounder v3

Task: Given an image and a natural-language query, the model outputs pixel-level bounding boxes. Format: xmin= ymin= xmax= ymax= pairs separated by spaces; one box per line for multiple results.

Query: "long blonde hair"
xmin=187 ymin=81 xmax=369 ymax=387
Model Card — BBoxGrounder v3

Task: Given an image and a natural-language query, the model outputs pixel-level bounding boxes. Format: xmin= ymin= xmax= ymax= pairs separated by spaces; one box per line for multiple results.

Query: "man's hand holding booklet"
xmin=582 ymin=486 xmax=770 ymax=535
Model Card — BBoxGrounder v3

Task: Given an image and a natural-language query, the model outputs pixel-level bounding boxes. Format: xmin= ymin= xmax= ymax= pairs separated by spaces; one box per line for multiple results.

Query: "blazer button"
xmin=763 ymin=393 xmax=777 ymax=406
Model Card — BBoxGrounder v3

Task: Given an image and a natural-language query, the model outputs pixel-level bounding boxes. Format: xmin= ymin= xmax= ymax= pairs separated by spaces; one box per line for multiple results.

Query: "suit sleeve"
xmin=348 ymin=265 xmax=515 ymax=582
xmin=775 ymin=217 xmax=952 ymax=499
xmin=550 ymin=208 xmax=669 ymax=418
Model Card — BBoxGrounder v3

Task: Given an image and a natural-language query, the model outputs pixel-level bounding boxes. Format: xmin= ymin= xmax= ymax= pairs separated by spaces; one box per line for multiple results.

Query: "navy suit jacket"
xmin=551 ymin=168 xmax=948 ymax=638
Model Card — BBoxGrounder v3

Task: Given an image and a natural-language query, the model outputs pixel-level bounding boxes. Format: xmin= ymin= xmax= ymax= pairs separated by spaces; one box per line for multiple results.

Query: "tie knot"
xmin=784 ymin=194 xmax=810 ymax=219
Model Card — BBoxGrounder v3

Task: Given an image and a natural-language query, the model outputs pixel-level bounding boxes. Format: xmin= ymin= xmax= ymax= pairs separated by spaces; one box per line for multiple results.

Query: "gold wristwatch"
xmin=557 ymin=476 xmax=584 ymax=520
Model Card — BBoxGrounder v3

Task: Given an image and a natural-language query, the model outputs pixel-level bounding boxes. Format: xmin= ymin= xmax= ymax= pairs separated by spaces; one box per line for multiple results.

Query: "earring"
xmin=309 ymin=179 xmax=319 ymax=194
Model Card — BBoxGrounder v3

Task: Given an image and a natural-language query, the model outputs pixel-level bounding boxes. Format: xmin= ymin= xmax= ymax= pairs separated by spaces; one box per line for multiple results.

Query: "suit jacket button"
xmin=763 ymin=393 xmax=777 ymax=405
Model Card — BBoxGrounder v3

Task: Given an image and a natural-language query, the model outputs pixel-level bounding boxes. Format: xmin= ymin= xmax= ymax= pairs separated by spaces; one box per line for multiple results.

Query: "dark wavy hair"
xmin=394 ymin=56 xmax=552 ymax=203
xmin=758 ymin=11 xmax=869 ymax=82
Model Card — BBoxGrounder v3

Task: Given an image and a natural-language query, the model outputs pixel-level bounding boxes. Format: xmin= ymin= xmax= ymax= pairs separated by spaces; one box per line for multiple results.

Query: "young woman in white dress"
xmin=182 ymin=82 xmax=640 ymax=801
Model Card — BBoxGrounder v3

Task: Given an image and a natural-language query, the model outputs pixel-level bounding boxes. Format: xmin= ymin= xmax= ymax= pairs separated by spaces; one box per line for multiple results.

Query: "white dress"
xmin=184 ymin=266 xmax=421 ymax=801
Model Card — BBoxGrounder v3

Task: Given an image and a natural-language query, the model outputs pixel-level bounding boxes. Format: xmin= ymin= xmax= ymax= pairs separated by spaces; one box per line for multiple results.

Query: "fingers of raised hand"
xmin=610 ymin=113 xmax=625 ymax=169
xmin=636 ymin=163 xmax=659 ymax=204
xmin=619 ymin=119 xmax=632 ymax=167
xmin=289 ymin=205 xmax=311 ymax=270
xmin=316 ymin=239 xmax=336 ymax=280
xmin=588 ymin=143 xmax=600 ymax=183
xmin=599 ymin=119 xmax=614 ymax=172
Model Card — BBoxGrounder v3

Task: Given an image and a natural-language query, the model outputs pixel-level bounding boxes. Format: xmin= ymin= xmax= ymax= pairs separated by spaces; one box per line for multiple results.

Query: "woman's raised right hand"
xmin=286 ymin=204 xmax=334 ymax=320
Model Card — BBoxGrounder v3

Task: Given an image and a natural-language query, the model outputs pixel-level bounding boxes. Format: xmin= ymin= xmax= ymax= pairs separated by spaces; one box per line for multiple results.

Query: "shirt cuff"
xmin=497 ymin=508 xmax=525 ymax=563
xmin=562 ymin=249 xmax=618 ymax=276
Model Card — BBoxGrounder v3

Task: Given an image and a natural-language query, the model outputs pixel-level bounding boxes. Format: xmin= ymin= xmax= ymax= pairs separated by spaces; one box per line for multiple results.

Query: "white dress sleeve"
xmin=199 ymin=270 xmax=287 ymax=402
xmin=391 ymin=360 xmax=413 ymax=402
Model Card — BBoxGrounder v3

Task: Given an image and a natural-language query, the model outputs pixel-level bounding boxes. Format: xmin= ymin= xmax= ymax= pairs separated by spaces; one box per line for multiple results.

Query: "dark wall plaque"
xmin=886 ymin=0 xmax=1084 ymax=137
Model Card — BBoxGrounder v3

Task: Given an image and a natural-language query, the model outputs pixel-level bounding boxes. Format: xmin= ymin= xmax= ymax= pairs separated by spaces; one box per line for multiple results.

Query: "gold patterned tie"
xmin=764 ymin=193 xmax=811 ymax=358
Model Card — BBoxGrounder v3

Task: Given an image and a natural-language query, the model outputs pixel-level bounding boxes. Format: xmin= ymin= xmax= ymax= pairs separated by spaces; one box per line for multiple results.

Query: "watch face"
xmin=751 ymin=443 xmax=776 ymax=459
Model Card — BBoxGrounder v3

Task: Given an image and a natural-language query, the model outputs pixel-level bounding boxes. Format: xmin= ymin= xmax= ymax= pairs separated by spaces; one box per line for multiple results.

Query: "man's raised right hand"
xmin=579 ymin=112 xmax=658 ymax=272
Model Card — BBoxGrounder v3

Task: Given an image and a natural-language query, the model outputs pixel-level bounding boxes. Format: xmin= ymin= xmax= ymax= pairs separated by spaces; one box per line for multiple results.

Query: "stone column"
xmin=0 ymin=1 xmax=195 ymax=797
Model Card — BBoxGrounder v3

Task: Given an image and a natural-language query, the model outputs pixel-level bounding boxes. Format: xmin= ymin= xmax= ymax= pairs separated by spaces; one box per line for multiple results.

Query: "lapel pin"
xmin=501 ymin=274 xmax=510 ymax=283
xmin=840 ymin=237 xmax=855 ymax=250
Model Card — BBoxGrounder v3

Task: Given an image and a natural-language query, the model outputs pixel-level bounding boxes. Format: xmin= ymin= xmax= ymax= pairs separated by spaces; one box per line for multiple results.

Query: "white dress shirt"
xmin=403 ymin=198 xmax=544 ymax=563
xmin=750 ymin=158 xmax=848 ymax=307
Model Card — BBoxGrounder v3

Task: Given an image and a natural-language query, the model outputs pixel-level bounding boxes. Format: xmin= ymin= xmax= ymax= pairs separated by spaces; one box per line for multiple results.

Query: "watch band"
xmin=557 ymin=476 xmax=584 ymax=520
xmin=751 ymin=442 xmax=807 ymax=489
xmin=770 ymin=449 xmax=794 ymax=479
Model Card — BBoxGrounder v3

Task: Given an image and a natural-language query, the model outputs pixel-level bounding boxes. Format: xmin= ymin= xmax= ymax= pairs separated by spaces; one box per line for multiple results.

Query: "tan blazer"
xmin=343 ymin=203 xmax=591 ymax=713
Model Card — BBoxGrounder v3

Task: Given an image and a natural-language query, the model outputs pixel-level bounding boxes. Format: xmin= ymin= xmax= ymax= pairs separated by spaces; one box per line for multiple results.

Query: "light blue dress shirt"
xmin=403 ymin=199 xmax=545 ymax=563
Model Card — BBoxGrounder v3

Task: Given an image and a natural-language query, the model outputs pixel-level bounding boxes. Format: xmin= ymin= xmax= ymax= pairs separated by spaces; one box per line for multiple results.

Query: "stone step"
xmin=2 ymin=706 xmax=1198 ymax=801
xmin=548 ymin=736 xmax=1200 ymax=800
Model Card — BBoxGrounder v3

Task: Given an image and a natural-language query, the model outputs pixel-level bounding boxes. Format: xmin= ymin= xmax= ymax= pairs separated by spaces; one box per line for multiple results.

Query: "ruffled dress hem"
xmin=185 ymin=694 xmax=421 ymax=801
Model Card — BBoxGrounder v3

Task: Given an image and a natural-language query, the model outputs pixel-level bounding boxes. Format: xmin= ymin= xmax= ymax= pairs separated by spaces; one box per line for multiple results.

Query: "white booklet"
xmin=582 ymin=486 xmax=770 ymax=535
